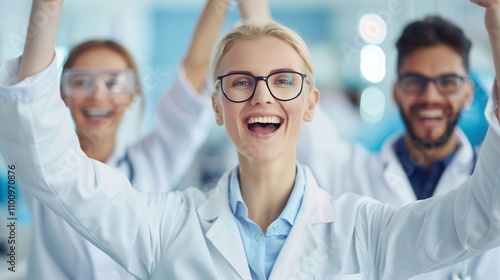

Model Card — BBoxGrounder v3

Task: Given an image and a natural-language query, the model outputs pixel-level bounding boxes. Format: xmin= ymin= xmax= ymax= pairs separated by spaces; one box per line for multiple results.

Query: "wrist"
xmin=35 ymin=0 xmax=64 ymax=6
xmin=208 ymin=0 xmax=230 ymax=17
xmin=32 ymin=0 xmax=64 ymax=19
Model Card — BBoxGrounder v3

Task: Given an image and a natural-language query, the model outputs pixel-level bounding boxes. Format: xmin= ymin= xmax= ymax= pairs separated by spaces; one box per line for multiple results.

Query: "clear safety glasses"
xmin=62 ymin=69 xmax=136 ymax=98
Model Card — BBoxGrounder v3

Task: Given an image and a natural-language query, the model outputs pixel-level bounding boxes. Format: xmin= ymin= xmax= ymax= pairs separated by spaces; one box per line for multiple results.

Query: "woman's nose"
xmin=250 ymin=79 xmax=274 ymax=105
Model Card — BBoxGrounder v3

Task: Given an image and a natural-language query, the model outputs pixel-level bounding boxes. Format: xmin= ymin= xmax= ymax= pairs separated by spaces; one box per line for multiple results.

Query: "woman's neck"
xmin=238 ymin=154 xmax=297 ymax=232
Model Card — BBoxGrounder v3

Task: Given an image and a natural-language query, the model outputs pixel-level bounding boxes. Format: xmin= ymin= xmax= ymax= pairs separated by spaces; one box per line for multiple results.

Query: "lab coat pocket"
xmin=313 ymin=273 xmax=364 ymax=280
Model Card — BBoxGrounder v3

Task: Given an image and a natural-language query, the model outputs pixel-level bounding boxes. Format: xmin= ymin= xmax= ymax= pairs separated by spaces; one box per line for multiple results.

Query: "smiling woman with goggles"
xmin=62 ymin=69 xmax=137 ymax=98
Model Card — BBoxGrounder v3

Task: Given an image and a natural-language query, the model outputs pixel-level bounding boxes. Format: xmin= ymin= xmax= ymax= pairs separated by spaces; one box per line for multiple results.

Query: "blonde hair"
xmin=211 ymin=21 xmax=315 ymax=90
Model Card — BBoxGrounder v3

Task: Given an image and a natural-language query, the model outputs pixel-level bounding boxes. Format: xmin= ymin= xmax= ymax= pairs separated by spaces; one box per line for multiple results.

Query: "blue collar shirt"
xmin=394 ymin=137 xmax=459 ymax=200
xmin=228 ymin=164 xmax=306 ymax=280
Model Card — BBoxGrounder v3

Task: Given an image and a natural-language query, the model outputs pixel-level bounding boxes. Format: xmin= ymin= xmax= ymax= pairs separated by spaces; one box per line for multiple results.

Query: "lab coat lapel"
xmin=197 ymin=170 xmax=251 ymax=280
xmin=433 ymin=129 xmax=475 ymax=196
xmin=379 ymin=135 xmax=417 ymax=203
xmin=269 ymin=168 xmax=337 ymax=279
xmin=380 ymin=130 xmax=475 ymax=202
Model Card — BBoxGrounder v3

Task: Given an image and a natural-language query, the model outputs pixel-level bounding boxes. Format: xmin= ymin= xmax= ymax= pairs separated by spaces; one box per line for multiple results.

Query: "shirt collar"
xmin=281 ymin=165 xmax=305 ymax=225
xmin=394 ymin=136 xmax=459 ymax=174
xmin=228 ymin=164 xmax=305 ymax=226
xmin=228 ymin=167 xmax=247 ymax=218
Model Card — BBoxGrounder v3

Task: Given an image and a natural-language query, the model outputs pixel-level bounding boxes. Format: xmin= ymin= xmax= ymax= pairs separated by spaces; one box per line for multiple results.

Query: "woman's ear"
xmin=212 ymin=94 xmax=224 ymax=126
xmin=303 ymin=87 xmax=319 ymax=122
xmin=60 ymin=87 xmax=69 ymax=106
xmin=123 ymin=93 xmax=135 ymax=108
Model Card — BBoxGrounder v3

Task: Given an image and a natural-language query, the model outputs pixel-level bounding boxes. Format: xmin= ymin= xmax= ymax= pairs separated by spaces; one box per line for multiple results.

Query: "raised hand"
xmin=237 ymin=0 xmax=272 ymax=24
xmin=35 ymin=0 xmax=63 ymax=4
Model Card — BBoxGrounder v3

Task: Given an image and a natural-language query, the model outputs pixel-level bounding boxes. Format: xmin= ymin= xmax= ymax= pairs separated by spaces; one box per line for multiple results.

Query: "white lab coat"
xmin=5 ymin=56 xmax=213 ymax=280
xmin=298 ymin=103 xmax=500 ymax=279
xmin=2 ymin=57 xmax=500 ymax=280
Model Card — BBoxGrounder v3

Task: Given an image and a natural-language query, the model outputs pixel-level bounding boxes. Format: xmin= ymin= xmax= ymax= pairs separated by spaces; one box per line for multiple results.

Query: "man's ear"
xmin=303 ymin=87 xmax=319 ymax=122
xmin=392 ymin=83 xmax=400 ymax=105
xmin=464 ymin=79 xmax=475 ymax=109
xmin=212 ymin=94 xmax=224 ymax=126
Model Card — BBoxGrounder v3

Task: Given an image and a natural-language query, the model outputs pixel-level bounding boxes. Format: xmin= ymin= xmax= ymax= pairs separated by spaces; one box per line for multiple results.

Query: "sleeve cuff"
xmin=0 ymin=53 xmax=60 ymax=103
xmin=177 ymin=64 xmax=214 ymax=98
xmin=161 ymin=65 xmax=212 ymax=114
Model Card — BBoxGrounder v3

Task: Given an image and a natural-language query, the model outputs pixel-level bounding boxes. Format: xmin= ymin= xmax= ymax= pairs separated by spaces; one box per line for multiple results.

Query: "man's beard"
xmin=398 ymin=104 xmax=461 ymax=150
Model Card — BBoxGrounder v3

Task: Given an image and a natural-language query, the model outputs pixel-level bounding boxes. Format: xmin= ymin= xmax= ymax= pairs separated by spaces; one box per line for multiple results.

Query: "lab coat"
xmin=3 ymin=56 xmax=213 ymax=280
xmin=298 ymin=103 xmax=500 ymax=279
xmin=2 ymin=57 xmax=500 ymax=280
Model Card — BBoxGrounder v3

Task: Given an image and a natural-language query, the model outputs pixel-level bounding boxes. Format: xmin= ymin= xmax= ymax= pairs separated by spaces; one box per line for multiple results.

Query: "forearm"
xmin=18 ymin=0 xmax=63 ymax=81
xmin=183 ymin=0 xmax=229 ymax=92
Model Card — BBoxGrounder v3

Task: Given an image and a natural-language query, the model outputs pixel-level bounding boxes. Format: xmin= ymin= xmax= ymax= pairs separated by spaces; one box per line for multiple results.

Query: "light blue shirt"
xmin=228 ymin=164 xmax=306 ymax=279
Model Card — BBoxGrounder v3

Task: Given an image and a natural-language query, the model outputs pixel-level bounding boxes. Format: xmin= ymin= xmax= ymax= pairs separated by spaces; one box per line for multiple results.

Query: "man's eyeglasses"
xmin=216 ymin=71 xmax=308 ymax=103
xmin=397 ymin=73 xmax=469 ymax=95
xmin=62 ymin=69 xmax=136 ymax=98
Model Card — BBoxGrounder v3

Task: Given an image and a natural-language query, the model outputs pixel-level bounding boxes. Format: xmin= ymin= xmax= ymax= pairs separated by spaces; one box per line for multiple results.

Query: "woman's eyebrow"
xmin=270 ymin=68 xmax=297 ymax=73
xmin=224 ymin=68 xmax=300 ymax=76
xmin=225 ymin=70 xmax=254 ymax=75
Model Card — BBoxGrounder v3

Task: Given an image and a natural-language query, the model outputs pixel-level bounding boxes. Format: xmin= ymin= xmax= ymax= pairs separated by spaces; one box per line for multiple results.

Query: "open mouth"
xmin=83 ymin=108 xmax=113 ymax=118
xmin=246 ymin=116 xmax=283 ymax=134
xmin=416 ymin=109 xmax=444 ymax=121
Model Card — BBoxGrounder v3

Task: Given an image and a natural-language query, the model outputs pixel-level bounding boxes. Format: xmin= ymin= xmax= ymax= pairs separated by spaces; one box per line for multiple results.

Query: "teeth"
xmin=83 ymin=108 xmax=112 ymax=117
xmin=247 ymin=116 xmax=281 ymax=124
xmin=418 ymin=109 xmax=443 ymax=119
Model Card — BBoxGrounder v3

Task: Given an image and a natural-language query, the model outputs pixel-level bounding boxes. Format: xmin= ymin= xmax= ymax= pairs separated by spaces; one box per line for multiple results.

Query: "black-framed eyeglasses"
xmin=397 ymin=73 xmax=469 ymax=95
xmin=216 ymin=71 xmax=308 ymax=103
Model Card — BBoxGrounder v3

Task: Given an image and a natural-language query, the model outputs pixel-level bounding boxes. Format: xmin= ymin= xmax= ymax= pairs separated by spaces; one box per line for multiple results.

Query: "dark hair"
xmin=396 ymin=16 xmax=472 ymax=74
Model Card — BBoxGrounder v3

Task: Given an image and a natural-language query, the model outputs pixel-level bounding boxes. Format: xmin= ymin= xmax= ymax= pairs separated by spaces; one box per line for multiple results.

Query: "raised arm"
xmin=479 ymin=0 xmax=500 ymax=117
xmin=18 ymin=0 xmax=63 ymax=81
xmin=0 ymin=2 xmax=182 ymax=278
xmin=183 ymin=0 xmax=229 ymax=92
xmin=127 ymin=0 xmax=230 ymax=191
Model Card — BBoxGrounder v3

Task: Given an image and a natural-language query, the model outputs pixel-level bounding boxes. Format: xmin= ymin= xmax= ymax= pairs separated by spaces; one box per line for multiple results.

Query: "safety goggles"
xmin=62 ymin=69 xmax=136 ymax=98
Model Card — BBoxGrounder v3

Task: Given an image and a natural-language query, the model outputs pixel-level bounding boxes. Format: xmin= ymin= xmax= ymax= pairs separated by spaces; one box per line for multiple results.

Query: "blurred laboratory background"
xmin=0 ymin=0 xmax=494 ymax=278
